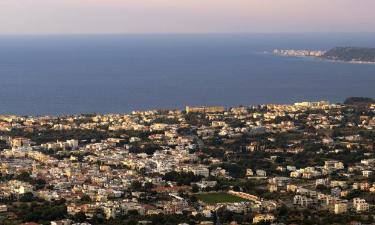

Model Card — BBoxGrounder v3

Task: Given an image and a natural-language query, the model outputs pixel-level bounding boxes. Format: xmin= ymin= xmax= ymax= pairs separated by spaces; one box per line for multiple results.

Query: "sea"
xmin=0 ymin=33 xmax=375 ymax=115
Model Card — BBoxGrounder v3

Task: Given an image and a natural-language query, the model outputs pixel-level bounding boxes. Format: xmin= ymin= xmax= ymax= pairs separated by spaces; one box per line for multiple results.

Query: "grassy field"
xmin=195 ymin=192 xmax=249 ymax=204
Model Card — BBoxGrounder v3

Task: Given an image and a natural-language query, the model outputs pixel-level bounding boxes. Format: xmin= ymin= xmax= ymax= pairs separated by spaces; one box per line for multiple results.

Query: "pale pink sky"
xmin=0 ymin=0 xmax=374 ymax=34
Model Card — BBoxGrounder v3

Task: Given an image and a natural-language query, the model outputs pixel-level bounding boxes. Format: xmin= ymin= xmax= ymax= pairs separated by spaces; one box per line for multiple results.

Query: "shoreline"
xmin=272 ymin=53 xmax=375 ymax=65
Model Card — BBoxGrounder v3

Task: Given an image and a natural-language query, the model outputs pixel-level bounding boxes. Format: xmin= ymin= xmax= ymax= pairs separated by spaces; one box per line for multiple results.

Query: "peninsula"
xmin=274 ymin=47 xmax=375 ymax=64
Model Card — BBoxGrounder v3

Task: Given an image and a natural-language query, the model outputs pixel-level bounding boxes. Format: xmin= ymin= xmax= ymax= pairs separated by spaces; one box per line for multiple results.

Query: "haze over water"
xmin=0 ymin=33 xmax=375 ymax=115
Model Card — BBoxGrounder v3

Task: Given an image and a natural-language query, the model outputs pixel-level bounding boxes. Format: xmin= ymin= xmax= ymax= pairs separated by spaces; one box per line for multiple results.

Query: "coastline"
xmin=272 ymin=52 xmax=375 ymax=65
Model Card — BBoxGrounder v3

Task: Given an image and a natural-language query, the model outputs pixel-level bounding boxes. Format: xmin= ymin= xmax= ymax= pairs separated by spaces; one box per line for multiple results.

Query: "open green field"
xmin=195 ymin=192 xmax=249 ymax=204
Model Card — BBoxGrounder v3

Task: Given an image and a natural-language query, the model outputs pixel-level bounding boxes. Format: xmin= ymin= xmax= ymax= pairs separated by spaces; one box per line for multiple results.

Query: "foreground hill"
xmin=323 ymin=47 xmax=375 ymax=63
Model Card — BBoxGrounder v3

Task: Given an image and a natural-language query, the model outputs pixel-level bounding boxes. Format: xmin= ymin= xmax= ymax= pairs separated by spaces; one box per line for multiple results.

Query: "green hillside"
xmin=323 ymin=47 xmax=375 ymax=62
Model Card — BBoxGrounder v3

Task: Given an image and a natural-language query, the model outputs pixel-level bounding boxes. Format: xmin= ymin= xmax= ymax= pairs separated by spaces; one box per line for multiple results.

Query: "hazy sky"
xmin=0 ymin=0 xmax=374 ymax=34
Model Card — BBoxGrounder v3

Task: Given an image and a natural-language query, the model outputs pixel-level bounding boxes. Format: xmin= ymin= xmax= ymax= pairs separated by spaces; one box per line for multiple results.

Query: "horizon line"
xmin=1 ymin=31 xmax=375 ymax=37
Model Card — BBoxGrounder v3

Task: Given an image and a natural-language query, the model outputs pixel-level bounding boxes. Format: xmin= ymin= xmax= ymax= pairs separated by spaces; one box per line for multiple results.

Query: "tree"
xmin=16 ymin=201 xmax=67 ymax=223
xmin=163 ymin=171 xmax=203 ymax=185
xmin=80 ymin=194 xmax=92 ymax=203
xmin=144 ymin=182 xmax=154 ymax=190
xmin=34 ymin=179 xmax=46 ymax=190
xmin=16 ymin=172 xmax=33 ymax=183
xmin=191 ymin=184 xmax=199 ymax=193
xmin=20 ymin=192 xmax=35 ymax=202
xmin=73 ymin=212 xmax=87 ymax=223
xmin=219 ymin=163 xmax=246 ymax=178
xmin=130 ymin=181 xmax=142 ymax=191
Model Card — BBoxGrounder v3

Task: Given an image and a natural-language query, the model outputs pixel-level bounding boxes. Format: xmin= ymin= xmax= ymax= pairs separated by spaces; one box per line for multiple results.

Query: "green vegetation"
xmin=151 ymin=117 xmax=179 ymax=125
xmin=163 ymin=171 xmax=203 ymax=185
xmin=323 ymin=47 xmax=375 ymax=62
xmin=344 ymin=97 xmax=375 ymax=106
xmin=0 ymin=128 xmax=109 ymax=144
xmin=0 ymin=140 xmax=9 ymax=151
xmin=10 ymin=200 xmax=67 ymax=224
xmin=195 ymin=192 xmax=248 ymax=204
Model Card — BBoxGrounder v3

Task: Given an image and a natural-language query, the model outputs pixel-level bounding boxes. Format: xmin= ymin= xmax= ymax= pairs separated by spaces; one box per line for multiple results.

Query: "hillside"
xmin=322 ymin=47 xmax=375 ymax=63
xmin=344 ymin=97 xmax=375 ymax=106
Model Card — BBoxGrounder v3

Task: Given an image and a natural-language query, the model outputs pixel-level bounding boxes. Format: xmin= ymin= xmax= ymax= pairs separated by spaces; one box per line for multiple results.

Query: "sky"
xmin=0 ymin=0 xmax=374 ymax=34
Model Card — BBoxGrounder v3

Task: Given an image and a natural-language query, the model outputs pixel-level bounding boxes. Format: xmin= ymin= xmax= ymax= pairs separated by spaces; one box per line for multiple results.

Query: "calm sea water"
xmin=0 ymin=33 xmax=375 ymax=115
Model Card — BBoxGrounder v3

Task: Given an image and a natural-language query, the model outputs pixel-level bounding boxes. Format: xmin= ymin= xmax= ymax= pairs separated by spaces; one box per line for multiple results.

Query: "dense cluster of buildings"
xmin=273 ymin=49 xmax=326 ymax=57
xmin=0 ymin=101 xmax=375 ymax=224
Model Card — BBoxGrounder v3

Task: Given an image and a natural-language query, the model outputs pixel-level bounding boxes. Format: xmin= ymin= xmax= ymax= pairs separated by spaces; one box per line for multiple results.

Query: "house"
xmin=334 ymin=202 xmax=348 ymax=214
xmin=293 ymin=195 xmax=314 ymax=207
xmin=246 ymin=169 xmax=254 ymax=176
xmin=324 ymin=160 xmax=344 ymax=170
xmin=269 ymin=177 xmax=290 ymax=187
xmin=253 ymin=214 xmax=275 ymax=224
xmin=362 ymin=170 xmax=373 ymax=177
xmin=191 ymin=166 xmax=209 ymax=178
xmin=269 ymin=185 xmax=278 ymax=193
xmin=286 ymin=165 xmax=297 ymax=171
xmin=353 ymin=198 xmax=369 ymax=212
xmin=256 ymin=170 xmax=267 ymax=177
xmin=0 ymin=204 xmax=7 ymax=212
xmin=11 ymin=137 xmax=31 ymax=148
xmin=286 ymin=184 xmax=298 ymax=192
xmin=331 ymin=187 xmax=341 ymax=197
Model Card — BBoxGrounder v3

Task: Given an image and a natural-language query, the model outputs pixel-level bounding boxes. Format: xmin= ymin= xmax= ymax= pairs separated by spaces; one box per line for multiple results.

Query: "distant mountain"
xmin=322 ymin=47 xmax=375 ymax=63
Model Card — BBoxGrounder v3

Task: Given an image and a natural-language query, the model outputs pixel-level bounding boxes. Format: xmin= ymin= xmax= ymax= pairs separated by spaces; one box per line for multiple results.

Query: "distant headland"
xmin=273 ymin=47 xmax=375 ymax=64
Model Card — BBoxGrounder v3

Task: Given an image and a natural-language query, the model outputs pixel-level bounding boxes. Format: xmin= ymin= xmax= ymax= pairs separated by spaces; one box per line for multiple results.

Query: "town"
xmin=273 ymin=49 xmax=326 ymax=57
xmin=1 ymin=99 xmax=375 ymax=225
